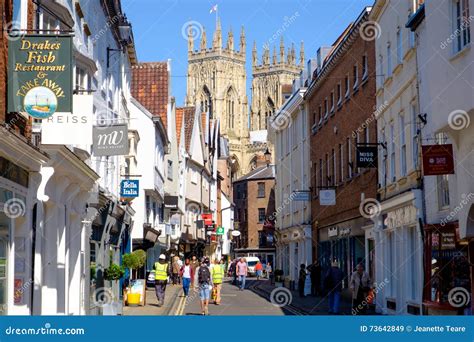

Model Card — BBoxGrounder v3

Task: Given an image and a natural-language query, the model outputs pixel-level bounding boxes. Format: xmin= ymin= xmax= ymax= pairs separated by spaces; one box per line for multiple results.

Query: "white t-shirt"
xmin=182 ymin=265 xmax=191 ymax=278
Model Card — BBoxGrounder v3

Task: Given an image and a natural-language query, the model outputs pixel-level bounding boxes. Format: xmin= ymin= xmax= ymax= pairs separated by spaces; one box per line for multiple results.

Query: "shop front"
xmin=423 ymin=222 xmax=472 ymax=315
xmin=318 ymin=218 xmax=366 ymax=292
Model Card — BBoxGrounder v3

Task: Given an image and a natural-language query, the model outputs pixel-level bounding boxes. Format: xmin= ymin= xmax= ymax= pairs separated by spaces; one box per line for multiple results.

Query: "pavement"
xmin=123 ymin=277 xmax=376 ymax=316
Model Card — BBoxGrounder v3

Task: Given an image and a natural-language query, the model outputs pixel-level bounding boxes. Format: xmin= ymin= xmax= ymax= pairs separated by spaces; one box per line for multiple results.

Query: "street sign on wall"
xmin=93 ymin=124 xmax=129 ymax=156
xmin=356 ymin=145 xmax=378 ymax=168
xmin=292 ymin=191 xmax=311 ymax=201
xmin=120 ymin=179 xmax=139 ymax=198
xmin=8 ymin=35 xmax=73 ymax=118
xmin=422 ymin=144 xmax=455 ymax=176
xmin=319 ymin=189 xmax=336 ymax=206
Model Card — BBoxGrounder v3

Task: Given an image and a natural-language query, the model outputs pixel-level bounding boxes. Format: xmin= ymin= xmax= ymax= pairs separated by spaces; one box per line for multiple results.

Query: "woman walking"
xmin=180 ymin=258 xmax=194 ymax=297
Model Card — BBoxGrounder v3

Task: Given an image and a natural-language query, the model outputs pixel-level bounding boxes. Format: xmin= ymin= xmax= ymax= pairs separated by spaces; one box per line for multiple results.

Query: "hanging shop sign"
xmin=422 ymin=144 xmax=455 ymax=176
xmin=292 ymin=191 xmax=311 ymax=201
xmin=356 ymin=145 xmax=378 ymax=168
xmin=164 ymin=195 xmax=179 ymax=210
xmin=8 ymin=35 xmax=73 ymax=119
xmin=92 ymin=124 xmax=129 ymax=156
xmin=216 ymin=226 xmax=225 ymax=235
xmin=120 ymin=179 xmax=139 ymax=198
xmin=201 ymin=213 xmax=213 ymax=226
xmin=319 ymin=189 xmax=336 ymax=206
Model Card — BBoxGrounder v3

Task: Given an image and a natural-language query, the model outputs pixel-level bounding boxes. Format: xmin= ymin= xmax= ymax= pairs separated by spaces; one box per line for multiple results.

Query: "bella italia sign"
xmin=8 ymin=35 xmax=73 ymax=119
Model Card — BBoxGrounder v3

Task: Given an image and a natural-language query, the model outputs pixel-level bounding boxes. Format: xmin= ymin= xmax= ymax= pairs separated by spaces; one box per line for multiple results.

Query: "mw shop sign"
xmin=8 ymin=35 xmax=73 ymax=119
xmin=92 ymin=124 xmax=129 ymax=156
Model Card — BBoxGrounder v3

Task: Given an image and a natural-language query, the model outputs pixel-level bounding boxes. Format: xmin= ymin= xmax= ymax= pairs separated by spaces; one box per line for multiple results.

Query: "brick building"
xmin=233 ymin=165 xmax=276 ymax=264
xmin=305 ymin=7 xmax=377 ymax=285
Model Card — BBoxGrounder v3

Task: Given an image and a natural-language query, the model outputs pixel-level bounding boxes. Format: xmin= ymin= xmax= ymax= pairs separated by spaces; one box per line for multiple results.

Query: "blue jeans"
xmin=182 ymin=277 xmax=191 ymax=296
xmin=328 ymin=291 xmax=341 ymax=314
xmin=239 ymin=275 xmax=246 ymax=289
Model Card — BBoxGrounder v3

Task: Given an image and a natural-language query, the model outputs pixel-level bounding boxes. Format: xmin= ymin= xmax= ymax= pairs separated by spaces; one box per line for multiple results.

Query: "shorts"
xmin=199 ymin=284 xmax=211 ymax=300
xmin=256 ymin=270 xmax=262 ymax=277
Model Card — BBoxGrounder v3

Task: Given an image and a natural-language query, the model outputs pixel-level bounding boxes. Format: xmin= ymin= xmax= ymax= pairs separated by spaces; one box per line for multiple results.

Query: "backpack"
xmin=198 ymin=265 xmax=211 ymax=284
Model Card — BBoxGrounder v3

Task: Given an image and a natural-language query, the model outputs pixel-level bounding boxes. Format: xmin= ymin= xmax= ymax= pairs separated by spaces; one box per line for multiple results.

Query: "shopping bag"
xmin=211 ymin=286 xmax=217 ymax=300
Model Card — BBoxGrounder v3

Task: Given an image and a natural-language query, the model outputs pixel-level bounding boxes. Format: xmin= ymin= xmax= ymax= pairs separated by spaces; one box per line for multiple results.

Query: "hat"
xmin=159 ymin=254 xmax=166 ymax=260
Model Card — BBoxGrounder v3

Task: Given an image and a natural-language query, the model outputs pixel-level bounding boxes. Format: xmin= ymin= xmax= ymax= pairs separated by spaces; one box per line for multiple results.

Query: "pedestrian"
xmin=180 ymin=258 xmax=194 ymax=297
xmin=190 ymin=255 xmax=199 ymax=290
xmin=228 ymin=259 xmax=237 ymax=285
xmin=153 ymin=254 xmax=170 ymax=307
xmin=308 ymin=261 xmax=321 ymax=296
xmin=236 ymin=257 xmax=248 ymax=290
xmin=324 ymin=260 xmax=344 ymax=314
xmin=298 ymin=264 xmax=307 ymax=297
xmin=265 ymin=262 xmax=272 ymax=281
xmin=172 ymin=256 xmax=180 ymax=285
xmin=350 ymin=263 xmax=372 ymax=315
xmin=211 ymin=259 xmax=224 ymax=305
xmin=195 ymin=257 xmax=212 ymax=315
xmin=255 ymin=260 xmax=263 ymax=280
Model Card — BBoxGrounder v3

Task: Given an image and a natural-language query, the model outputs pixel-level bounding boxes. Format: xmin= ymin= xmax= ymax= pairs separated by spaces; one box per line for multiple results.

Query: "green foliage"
xmin=122 ymin=253 xmax=139 ymax=270
xmin=90 ymin=263 xmax=96 ymax=281
xmin=134 ymin=249 xmax=146 ymax=268
xmin=104 ymin=263 xmax=125 ymax=281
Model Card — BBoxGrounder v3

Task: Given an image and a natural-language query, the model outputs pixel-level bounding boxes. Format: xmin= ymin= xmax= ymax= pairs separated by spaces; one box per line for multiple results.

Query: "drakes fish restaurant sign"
xmin=8 ymin=35 xmax=72 ymax=119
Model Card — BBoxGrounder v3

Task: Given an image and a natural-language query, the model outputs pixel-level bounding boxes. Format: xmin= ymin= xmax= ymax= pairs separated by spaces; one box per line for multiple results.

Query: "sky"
xmin=122 ymin=0 xmax=374 ymax=106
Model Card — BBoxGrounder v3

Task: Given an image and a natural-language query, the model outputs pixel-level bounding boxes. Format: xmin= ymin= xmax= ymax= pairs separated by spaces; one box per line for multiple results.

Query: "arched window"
xmin=265 ymin=97 xmax=275 ymax=129
xmin=200 ymin=86 xmax=213 ymax=119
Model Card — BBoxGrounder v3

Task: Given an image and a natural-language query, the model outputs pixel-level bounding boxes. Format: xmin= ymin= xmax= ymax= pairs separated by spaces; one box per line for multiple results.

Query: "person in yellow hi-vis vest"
xmin=154 ymin=254 xmax=170 ymax=306
xmin=211 ymin=259 xmax=224 ymax=305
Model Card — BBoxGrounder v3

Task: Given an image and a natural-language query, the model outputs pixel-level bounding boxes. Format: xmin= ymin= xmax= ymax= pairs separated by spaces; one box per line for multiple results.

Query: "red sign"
xmin=422 ymin=144 xmax=455 ymax=176
xmin=201 ymin=213 xmax=213 ymax=226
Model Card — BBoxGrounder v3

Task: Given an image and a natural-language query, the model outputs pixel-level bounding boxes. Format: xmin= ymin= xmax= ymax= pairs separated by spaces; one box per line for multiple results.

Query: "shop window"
xmin=258 ymin=208 xmax=266 ymax=223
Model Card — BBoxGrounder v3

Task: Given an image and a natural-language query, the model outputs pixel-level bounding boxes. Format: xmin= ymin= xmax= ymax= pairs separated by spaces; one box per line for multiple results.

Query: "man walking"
xmin=308 ymin=261 xmax=321 ymax=296
xmin=190 ymin=255 xmax=199 ymax=290
xmin=195 ymin=257 xmax=212 ymax=315
xmin=211 ymin=259 xmax=224 ymax=305
xmin=350 ymin=263 xmax=372 ymax=315
xmin=153 ymin=254 xmax=170 ymax=306
xmin=236 ymin=257 xmax=248 ymax=291
xmin=324 ymin=260 xmax=344 ymax=314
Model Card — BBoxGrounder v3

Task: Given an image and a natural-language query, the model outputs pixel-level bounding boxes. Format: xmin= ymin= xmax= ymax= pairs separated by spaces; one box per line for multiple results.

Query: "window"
xmin=362 ymin=55 xmax=368 ymax=81
xmin=377 ymin=54 xmax=384 ymax=88
xmin=330 ymin=91 xmax=335 ymax=113
xmin=387 ymin=43 xmax=392 ymax=77
xmin=396 ymin=27 xmax=403 ymax=64
xmin=380 ymin=128 xmax=387 ymax=187
xmin=364 ymin=125 xmax=369 ymax=143
xmin=390 ymin=123 xmax=396 ymax=181
xmin=166 ymin=160 xmax=173 ymax=180
xmin=337 ymin=83 xmax=342 ymax=106
xmin=75 ymin=66 xmax=89 ymax=92
xmin=339 ymin=144 xmax=344 ymax=182
xmin=345 ymin=74 xmax=350 ymax=99
xmin=454 ymin=0 xmax=471 ymax=52
xmin=332 ymin=148 xmax=336 ymax=185
xmin=399 ymin=115 xmax=407 ymax=177
xmin=347 ymin=137 xmax=352 ymax=178
xmin=411 ymin=104 xmax=419 ymax=169
xmin=355 ymin=132 xmax=360 ymax=174
xmin=326 ymin=153 xmax=330 ymax=186
xmin=318 ymin=105 xmax=323 ymax=125
xmin=258 ymin=208 xmax=266 ymax=223
xmin=353 ymin=64 xmax=359 ymax=90
xmin=436 ymin=133 xmax=450 ymax=209
xmin=257 ymin=182 xmax=265 ymax=198
xmin=319 ymin=158 xmax=323 ymax=188
xmin=312 ymin=111 xmax=317 ymax=126
xmin=324 ymin=98 xmax=328 ymax=119
xmin=191 ymin=169 xmax=198 ymax=184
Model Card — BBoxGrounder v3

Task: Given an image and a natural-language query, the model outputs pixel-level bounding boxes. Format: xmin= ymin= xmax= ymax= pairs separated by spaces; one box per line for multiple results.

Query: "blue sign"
xmin=292 ymin=191 xmax=311 ymax=201
xmin=120 ymin=179 xmax=139 ymax=198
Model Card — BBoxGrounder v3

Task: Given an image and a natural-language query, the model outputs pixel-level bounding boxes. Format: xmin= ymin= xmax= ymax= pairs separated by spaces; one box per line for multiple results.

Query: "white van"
xmin=245 ymin=257 xmax=261 ymax=276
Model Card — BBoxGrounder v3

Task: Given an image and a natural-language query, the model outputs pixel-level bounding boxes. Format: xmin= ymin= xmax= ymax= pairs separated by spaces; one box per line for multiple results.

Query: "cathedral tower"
xmin=186 ymin=20 xmax=249 ymax=177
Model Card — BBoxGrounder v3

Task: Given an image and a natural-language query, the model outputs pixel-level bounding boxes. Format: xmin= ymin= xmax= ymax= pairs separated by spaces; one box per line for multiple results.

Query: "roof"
xmin=234 ymin=165 xmax=275 ymax=182
xmin=178 ymin=106 xmax=196 ymax=153
xmin=131 ymin=62 xmax=169 ymax=128
xmin=175 ymin=107 xmax=184 ymax=146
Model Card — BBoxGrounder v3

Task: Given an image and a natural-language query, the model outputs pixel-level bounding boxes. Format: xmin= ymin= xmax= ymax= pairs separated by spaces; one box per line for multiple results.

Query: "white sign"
xmin=231 ymin=230 xmax=241 ymax=237
xmin=386 ymin=205 xmax=417 ymax=229
xmin=41 ymin=94 xmax=93 ymax=145
xmin=319 ymin=189 xmax=336 ymax=206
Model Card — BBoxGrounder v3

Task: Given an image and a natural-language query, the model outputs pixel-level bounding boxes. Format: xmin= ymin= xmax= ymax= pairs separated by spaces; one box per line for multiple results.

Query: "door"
xmin=0 ymin=221 xmax=8 ymax=315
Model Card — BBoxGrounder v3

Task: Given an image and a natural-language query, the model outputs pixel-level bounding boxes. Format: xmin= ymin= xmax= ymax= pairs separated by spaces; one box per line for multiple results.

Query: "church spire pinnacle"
xmin=252 ymin=41 xmax=257 ymax=67
xmin=200 ymin=26 xmax=207 ymax=51
xmin=280 ymin=36 xmax=285 ymax=63
xmin=300 ymin=41 xmax=305 ymax=67
xmin=227 ymin=27 xmax=234 ymax=51
xmin=187 ymin=26 xmax=194 ymax=54
xmin=272 ymin=45 xmax=277 ymax=65
xmin=240 ymin=26 xmax=246 ymax=54
xmin=213 ymin=17 xmax=222 ymax=49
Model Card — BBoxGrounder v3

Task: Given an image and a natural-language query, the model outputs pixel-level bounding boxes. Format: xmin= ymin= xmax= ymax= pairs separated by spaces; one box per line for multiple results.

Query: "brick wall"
xmin=308 ymin=32 xmax=377 ymax=230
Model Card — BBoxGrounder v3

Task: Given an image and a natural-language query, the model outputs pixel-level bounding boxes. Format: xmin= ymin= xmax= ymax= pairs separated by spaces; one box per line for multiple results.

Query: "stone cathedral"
xmin=186 ymin=19 xmax=304 ymax=177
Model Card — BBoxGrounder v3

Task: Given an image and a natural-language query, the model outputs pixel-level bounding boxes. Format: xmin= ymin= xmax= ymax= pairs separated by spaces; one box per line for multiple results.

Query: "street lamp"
xmin=106 ymin=15 xmax=132 ymax=68
xmin=264 ymin=148 xmax=271 ymax=167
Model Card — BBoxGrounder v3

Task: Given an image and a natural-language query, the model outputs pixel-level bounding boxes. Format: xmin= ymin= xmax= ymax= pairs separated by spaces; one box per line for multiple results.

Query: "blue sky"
xmin=123 ymin=0 xmax=374 ymax=106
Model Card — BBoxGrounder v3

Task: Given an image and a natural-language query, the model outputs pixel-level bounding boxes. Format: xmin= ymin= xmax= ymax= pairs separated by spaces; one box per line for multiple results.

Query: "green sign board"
xmin=8 ymin=34 xmax=73 ymax=119
xmin=216 ymin=226 xmax=224 ymax=235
